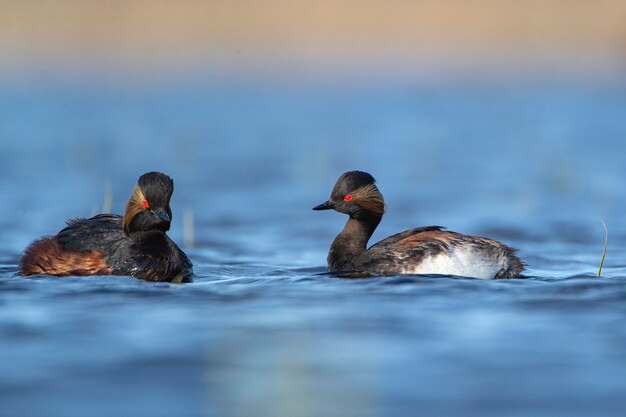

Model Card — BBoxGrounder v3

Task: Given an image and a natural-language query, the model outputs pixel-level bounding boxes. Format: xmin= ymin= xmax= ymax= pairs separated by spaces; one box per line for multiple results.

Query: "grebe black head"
xmin=123 ymin=172 xmax=174 ymax=234
xmin=313 ymin=170 xmax=524 ymax=279
xmin=313 ymin=170 xmax=384 ymax=220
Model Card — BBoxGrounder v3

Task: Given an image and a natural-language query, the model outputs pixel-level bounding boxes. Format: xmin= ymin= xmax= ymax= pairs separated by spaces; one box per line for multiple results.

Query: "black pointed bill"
xmin=313 ymin=200 xmax=336 ymax=211
xmin=154 ymin=209 xmax=171 ymax=222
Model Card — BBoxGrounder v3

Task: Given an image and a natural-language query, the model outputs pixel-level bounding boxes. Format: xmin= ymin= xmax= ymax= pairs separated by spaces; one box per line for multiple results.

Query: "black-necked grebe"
xmin=313 ymin=171 xmax=524 ymax=279
xmin=20 ymin=172 xmax=192 ymax=282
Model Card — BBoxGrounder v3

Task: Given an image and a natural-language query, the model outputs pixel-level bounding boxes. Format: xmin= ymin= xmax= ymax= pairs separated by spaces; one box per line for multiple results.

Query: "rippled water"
xmin=2 ymin=79 xmax=626 ymax=417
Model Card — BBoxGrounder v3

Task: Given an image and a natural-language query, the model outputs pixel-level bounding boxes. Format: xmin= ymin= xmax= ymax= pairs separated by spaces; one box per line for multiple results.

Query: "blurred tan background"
xmin=1 ymin=0 xmax=626 ymax=81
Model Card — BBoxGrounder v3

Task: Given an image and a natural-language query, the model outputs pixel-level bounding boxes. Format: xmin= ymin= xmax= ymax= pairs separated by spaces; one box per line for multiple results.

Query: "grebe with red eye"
xmin=313 ymin=171 xmax=524 ymax=279
xmin=20 ymin=172 xmax=192 ymax=282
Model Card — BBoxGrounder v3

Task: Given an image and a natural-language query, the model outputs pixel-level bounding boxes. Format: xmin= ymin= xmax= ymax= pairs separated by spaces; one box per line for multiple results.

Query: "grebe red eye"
xmin=143 ymin=201 xmax=149 ymax=208
xmin=344 ymin=195 xmax=353 ymax=202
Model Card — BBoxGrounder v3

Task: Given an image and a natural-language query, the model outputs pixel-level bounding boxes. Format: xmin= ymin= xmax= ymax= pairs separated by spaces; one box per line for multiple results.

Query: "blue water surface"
xmin=1 ymin=78 xmax=626 ymax=417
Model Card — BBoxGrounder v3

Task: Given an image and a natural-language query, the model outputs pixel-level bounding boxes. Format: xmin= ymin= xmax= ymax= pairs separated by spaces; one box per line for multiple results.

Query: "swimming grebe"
xmin=313 ymin=171 xmax=524 ymax=279
xmin=20 ymin=172 xmax=192 ymax=282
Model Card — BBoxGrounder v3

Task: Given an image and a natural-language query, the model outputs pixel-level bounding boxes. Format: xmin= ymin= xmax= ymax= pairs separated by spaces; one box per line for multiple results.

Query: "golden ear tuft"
xmin=122 ymin=186 xmax=148 ymax=233
xmin=351 ymin=183 xmax=385 ymax=215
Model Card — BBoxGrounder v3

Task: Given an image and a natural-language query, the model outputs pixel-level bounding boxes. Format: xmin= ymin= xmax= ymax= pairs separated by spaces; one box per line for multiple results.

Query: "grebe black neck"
xmin=328 ymin=215 xmax=381 ymax=271
xmin=122 ymin=172 xmax=174 ymax=236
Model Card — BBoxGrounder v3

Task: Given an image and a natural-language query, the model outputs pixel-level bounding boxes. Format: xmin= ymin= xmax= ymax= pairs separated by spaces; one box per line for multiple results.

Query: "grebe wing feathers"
xmin=367 ymin=226 xmax=446 ymax=251
xmin=56 ymin=214 xmax=126 ymax=252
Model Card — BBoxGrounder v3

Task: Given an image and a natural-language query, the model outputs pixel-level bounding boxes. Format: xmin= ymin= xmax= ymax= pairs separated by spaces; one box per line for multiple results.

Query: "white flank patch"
xmin=402 ymin=247 xmax=503 ymax=279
